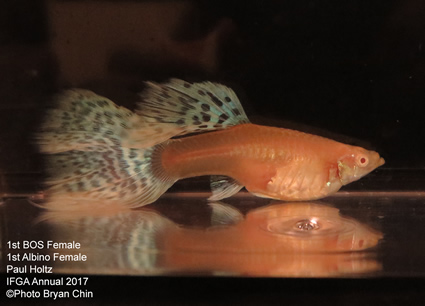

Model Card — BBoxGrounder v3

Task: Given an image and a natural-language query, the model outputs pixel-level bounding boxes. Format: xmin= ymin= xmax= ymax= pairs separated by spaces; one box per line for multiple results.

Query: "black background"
xmin=1 ymin=0 xmax=425 ymax=302
xmin=0 ymin=0 xmax=424 ymax=177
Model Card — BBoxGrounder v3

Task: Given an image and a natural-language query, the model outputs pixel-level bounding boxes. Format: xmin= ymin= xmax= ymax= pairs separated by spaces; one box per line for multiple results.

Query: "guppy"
xmin=37 ymin=79 xmax=384 ymax=208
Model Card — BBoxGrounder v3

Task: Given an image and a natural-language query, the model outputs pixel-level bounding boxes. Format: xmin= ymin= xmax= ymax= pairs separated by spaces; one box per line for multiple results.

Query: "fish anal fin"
xmin=208 ymin=175 xmax=244 ymax=201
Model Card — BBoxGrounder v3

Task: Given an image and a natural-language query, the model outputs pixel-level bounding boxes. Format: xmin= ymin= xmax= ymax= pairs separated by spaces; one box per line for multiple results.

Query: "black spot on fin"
xmin=135 ymin=79 xmax=250 ymax=142
xmin=37 ymin=89 xmax=134 ymax=153
xmin=37 ymin=88 xmax=177 ymax=210
xmin=41 ymin=142 xmax=176 ymax=209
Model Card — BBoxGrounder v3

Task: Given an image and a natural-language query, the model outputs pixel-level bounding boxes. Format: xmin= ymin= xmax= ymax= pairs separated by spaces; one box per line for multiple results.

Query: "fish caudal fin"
xmin=38 ymin=79 xmax=250 ymax=208
xmin=37 ymin=89 xmax=134 ymax=153
xmin=37 ymin=89 xmax=175 ymax=209
xmin=42 ymin=146 xmax=175 ymax=209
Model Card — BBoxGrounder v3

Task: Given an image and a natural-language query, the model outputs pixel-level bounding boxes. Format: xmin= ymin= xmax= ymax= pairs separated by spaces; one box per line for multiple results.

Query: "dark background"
xmin=0 ymin=0 xmax=424 ymax=193
xmin=1 ymin=1 xmax=425 ymax=302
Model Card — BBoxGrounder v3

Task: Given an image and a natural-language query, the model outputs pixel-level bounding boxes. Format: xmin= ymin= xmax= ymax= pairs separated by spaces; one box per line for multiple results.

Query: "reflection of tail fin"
xmin=38 ymin=208 xmax=174 ymax=273
xmin=39 ymin=208 xmax=175 ymax=250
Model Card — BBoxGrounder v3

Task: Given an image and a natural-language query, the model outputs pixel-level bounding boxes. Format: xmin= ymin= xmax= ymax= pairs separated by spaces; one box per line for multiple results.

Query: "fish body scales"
xmin=161 ymin=124 xmax=285 ymax=178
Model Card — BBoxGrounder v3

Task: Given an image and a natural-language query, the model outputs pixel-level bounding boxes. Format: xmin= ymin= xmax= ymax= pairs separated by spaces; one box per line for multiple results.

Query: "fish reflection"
xmin=40 ymin=201 xmax=382 ymax=277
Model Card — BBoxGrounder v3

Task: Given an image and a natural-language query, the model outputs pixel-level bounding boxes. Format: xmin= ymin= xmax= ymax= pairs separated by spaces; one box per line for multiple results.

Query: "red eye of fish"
xmin=356 ymin=155 xmax=369 ymax=167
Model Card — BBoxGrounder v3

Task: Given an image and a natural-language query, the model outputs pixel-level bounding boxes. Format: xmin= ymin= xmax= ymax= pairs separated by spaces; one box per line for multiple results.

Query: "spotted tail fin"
xmin=37 ymin=89 xmax=175 ymax=210
xmin=37 ymin=89 xmax=135 ymax=153
xmin=38 ymin=79 xmax=250 ymax=209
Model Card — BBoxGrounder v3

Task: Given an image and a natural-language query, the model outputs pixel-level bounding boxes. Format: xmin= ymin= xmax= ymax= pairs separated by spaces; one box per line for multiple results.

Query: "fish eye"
xmin=356 ymin=155 xmax=369 ymax=167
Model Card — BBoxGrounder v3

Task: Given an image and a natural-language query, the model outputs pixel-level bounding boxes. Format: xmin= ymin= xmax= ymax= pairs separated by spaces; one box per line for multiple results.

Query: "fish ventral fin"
xmin=124 ymin=78 xmax=250 ymax=148
xmin=209 ymin=175 xmax=244 ymax=201
xmin=37 ymin=89 xmax=176 ymax=209
xmin=209 ymin=202 xmax=244 ymax=226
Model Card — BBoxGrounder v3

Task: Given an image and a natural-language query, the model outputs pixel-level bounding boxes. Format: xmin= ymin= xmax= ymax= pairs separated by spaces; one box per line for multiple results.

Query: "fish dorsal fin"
xmin=209 ymin=202 xmax=244 ymax=226
xmin=208 ymin=175 xmax=244 ymax=201
xmin=125 ymin=79 xmax=250 ymax=148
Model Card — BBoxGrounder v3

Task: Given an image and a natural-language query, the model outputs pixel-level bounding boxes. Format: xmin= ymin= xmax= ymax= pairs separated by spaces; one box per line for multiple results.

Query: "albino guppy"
xmin=38 ymin=79 xmax=384 ymax=209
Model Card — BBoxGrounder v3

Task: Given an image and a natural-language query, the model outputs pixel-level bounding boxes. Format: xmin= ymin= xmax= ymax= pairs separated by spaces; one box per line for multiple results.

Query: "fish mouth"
xmin=377 ymin=157 xmax=385 ymax=167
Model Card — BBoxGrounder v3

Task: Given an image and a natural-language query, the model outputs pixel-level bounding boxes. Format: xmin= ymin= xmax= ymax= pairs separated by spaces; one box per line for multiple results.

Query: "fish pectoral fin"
xmin=208 ymin=175 xmax=244 ymax=201
xmin=209 ymin=202 xmax=244 ymax=226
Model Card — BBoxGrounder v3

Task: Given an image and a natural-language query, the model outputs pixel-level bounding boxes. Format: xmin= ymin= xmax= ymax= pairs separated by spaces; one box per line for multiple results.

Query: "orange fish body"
xmin=37 ymin=79 xmax=384 ymax=209
xmin=162 ymin=123 xmax=382 ymax=201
